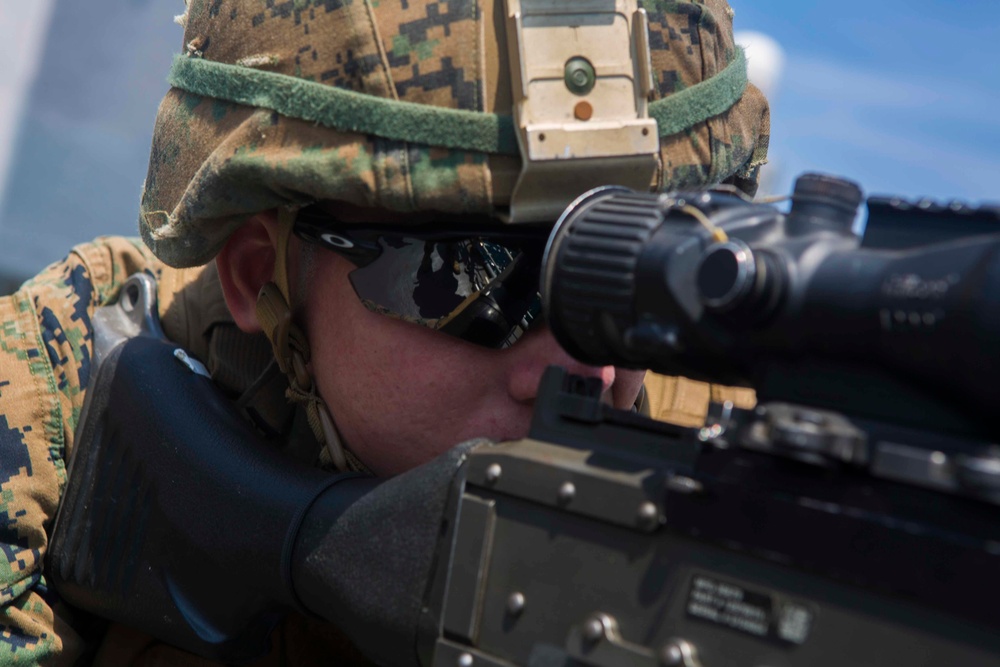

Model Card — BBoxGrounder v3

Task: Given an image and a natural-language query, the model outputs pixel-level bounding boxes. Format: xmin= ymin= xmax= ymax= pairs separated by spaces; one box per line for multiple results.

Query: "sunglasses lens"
xmin=332 ymin=235 xmax=542 ymax=348
xmin=294 ymin=207 xmax=547 ymax=348
xmin=435 ymin=246 xmax=543 ymax=348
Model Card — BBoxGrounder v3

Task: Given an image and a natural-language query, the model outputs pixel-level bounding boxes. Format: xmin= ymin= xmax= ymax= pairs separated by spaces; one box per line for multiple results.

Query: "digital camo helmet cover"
xmin=140 ymin=0 xmax=770 ymax=268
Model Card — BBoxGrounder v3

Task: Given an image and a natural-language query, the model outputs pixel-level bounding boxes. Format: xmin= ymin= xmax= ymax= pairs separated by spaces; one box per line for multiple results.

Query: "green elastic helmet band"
xmin=167 ymin=47 xmax=747 ymax=156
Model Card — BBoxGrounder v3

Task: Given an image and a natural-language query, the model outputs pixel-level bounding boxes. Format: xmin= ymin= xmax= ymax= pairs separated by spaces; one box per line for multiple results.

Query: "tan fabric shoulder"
xmin=157 ymin=261 xmax=231 ymax=364
xmin=644 ymin=372 xmax=756 ymax=427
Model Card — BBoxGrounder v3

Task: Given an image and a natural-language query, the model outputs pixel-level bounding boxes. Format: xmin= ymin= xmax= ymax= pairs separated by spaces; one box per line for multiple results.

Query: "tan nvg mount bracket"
xmin=505 ymin=0 xmax=658 ymax=222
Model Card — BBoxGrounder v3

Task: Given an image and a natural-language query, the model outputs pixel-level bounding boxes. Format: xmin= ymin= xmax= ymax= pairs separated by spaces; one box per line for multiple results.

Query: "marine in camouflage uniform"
xmin=0 ymin=0 xmax=767 ymax=664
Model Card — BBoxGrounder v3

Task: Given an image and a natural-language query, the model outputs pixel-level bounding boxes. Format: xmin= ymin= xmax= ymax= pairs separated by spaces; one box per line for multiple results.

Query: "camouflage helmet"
xmin=139 ymin=0 xmax=770 ymax=269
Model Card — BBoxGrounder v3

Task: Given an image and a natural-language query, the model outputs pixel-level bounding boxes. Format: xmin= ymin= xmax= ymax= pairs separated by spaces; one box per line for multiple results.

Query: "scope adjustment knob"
xmin=789 ymin=173 xmax=864 ymax=234
xmin=696 ymin=240 xmax=757 ymax=313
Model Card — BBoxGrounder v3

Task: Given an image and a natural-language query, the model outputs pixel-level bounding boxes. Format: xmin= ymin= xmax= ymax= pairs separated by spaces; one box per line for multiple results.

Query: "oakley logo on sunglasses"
xmin=320 ymin=233 xmax=355 ymax=249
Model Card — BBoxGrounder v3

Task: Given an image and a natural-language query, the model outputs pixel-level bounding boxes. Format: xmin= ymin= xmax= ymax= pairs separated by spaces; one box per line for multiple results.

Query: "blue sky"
xmin=734 ymin=1 xmax=1000 ymax=204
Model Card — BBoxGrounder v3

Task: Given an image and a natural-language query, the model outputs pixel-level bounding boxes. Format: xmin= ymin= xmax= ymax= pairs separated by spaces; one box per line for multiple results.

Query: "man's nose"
xmin=505 ymin=325 xmax=615 ymax=403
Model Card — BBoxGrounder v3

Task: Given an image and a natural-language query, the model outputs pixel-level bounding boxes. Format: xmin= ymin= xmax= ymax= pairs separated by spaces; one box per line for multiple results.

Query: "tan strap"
xmin=643 ymin=372 xmax=756 ymax=428
xmin=254 ymin=208 xmax=358 ymax=472
xmin=710 ymin=383 xmax=757 ymax=411
xmin=273 ymin=208 xmax=295 ymax=301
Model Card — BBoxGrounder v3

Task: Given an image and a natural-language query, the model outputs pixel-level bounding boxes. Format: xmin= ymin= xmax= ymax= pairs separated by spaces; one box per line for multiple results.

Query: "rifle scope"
xmin=542 ymin=173 xmax=1000 ymax=434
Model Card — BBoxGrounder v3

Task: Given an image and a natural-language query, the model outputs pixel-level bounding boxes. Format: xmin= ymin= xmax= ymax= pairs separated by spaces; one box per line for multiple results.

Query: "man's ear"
xmin=216 ymin=212 xmax=279 ymax=333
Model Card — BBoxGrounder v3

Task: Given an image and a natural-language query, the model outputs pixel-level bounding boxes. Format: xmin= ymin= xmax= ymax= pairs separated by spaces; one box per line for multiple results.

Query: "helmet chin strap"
xmin=255 ymin=207 xmax=367 ymax=473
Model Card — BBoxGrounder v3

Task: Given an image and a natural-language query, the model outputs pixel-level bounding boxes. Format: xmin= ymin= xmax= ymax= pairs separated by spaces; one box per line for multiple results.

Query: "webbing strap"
xmin=254 ymin=210 xmax=358 ymax=472
xmin=274 ymin=208 xmax=296 ymax=304
xmin=169 ymin=54 xmax=518 ymax=155
xmin=167 ymin=48 xmax=747 ymax=152
xmin=650 ymin=47 xmax=748 ymax=136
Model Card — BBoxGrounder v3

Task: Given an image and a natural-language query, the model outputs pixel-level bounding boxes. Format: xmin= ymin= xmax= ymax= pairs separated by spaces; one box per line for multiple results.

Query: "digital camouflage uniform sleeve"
xmin=0 ymin=237 xmax=163 ymax=665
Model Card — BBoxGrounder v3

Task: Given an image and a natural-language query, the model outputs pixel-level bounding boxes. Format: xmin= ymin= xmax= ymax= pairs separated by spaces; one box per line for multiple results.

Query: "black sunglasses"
xmin=294 ymin=207 xmax=549 ymax=349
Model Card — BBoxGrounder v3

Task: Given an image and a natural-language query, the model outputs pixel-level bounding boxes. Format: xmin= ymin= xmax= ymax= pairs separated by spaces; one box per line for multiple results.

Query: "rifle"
xmin=48 ymin=175 xmax=1000 ymax=666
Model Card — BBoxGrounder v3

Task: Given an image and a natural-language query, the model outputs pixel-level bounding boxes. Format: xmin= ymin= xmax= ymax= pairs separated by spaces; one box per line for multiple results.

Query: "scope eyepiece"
xmin=542 ymin=188 xmax=665 ymax=367
xmin=542 ymin=186 xmax=785 ymax=376
xmin=696 ymin=241 xmax=787 ymax=326
xmin=697 ymin=240 xmax=756 ymax=312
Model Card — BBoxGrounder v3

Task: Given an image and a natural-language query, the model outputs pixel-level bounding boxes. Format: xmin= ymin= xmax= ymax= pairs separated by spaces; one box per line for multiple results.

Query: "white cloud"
xmin=735 ymin=31 xmax=786 ymax=100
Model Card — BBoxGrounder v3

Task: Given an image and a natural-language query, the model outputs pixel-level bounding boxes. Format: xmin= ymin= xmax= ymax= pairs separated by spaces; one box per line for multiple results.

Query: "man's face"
xmin=301 ymin=247 xmax=647 ymax=477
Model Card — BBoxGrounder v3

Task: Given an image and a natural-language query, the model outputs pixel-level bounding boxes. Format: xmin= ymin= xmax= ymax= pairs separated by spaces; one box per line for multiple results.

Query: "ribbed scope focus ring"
xmin=544 ymin=191 xmax=664 ymax=365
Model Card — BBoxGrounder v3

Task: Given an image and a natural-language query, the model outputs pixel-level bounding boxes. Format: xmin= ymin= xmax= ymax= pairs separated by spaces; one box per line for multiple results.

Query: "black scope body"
xmin=542 ymin=174 xmax=1000 ymax=437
